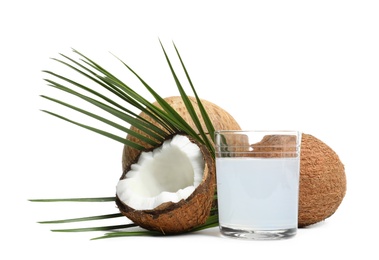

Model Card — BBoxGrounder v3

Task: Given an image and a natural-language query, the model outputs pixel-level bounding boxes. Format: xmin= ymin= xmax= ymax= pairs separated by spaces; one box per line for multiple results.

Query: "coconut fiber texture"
xmin=298 ymin=133 xmax=346 ymax=227
xmin=248 ymin=132 xmax=346 ymax=227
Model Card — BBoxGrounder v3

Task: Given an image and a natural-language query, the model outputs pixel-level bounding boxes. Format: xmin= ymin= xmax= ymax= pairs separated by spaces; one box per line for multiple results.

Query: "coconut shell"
xmin=247 ymin=133 xmax=346 ymax=227
xmin=122 ymin=96 xmax=241 ymax=170
xmin=298 ymin=133 xmax=346 ymax=227
xmin=116 ymin=135 xmax=216 ymax=234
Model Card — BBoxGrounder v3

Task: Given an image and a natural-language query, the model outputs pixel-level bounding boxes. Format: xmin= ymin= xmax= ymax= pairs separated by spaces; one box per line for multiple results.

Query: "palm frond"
xmin=113 ymin=54 xmax=205 ymax=144
xmin=38 ymin=213 xmax=123 ymax=224
xmin=41 ymin=95 xmax=162 ymax=147
xmin=173 ymin=43 xmax=216 ymax=152
xmin=36 ymin=41 xmax=219 ymax=239
xmin=92 ymin=230 xmax=162 ymax=240
xmin=73 ymin=49 xmax=178 ymax=134
xmin=159 ymin=41 xmax=214 ymax=153
xmin=52 ymin=224 xmax=137 ymax=233
xmin=29 ymin=197 xmax=116 ymax=202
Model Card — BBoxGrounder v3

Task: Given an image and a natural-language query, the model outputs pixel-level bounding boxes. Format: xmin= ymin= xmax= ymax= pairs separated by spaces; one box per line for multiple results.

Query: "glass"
xmin=215 ymin=130 xmax=302 ymax=240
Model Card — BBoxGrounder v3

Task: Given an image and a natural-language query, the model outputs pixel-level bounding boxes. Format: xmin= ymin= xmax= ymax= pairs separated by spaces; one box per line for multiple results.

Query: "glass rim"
xmin=213 ymin=130 xmax=303 ymax=138
xmin=214 ymin=130 xmax=301 ymax=135
xmin=214 ymin=130 xmax=302 ymax=152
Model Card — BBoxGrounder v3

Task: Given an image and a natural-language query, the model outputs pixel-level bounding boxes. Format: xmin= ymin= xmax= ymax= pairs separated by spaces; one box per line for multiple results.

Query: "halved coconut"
xmin=116 ymin=134 xmax=215 ymax=234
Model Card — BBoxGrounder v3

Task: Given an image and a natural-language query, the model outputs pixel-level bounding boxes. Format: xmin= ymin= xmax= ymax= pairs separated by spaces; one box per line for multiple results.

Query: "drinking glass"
xmin=215 ymin=130 xmax=302 ymax=240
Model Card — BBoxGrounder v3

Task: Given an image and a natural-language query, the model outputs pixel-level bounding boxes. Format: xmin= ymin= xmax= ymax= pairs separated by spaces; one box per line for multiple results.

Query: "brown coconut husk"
xmin=249 ymin=134 xmax=298 ymax=158
xmin=298 ymin=133 xmax=346 ymax=227
xmin=122 ymin=96 xmax=242 ymax=170
xmin=249 ymin=133 xmax=346 ymax=227
xmin=117 ymin=96 xmax=240 ymax=234
xmin=116 ymin=134 xmax=216 ymax=234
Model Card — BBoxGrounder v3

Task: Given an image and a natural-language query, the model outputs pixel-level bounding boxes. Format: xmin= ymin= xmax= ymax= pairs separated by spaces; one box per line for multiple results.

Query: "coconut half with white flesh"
xmin=117 ymin=96 xmax=239 ymax=234
xmin=116 ymin=134 xmax=216 ymax=234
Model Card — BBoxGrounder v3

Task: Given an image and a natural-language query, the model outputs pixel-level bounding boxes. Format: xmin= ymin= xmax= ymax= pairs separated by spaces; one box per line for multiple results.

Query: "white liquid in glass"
xmin=216 ymin=157 xmax=300 ymax=231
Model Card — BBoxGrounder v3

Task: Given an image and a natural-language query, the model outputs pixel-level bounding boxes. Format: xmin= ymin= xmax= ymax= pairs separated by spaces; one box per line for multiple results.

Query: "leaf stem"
xmin=29 ymin=197 xmax=116 ymax=202
xmin=38 ymin=213 xmax=123 ymax=224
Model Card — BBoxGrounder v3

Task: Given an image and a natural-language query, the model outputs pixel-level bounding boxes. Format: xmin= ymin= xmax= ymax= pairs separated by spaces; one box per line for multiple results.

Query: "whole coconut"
xmin=244 ymin=132 xmax=346 ymax=227
xmin=299 ymin=133 xmax=346 ymax=227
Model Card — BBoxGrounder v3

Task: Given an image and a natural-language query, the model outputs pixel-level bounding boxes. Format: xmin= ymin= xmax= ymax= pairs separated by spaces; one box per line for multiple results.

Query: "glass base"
xmin=220 ymin=226 xmax=297 ymax=240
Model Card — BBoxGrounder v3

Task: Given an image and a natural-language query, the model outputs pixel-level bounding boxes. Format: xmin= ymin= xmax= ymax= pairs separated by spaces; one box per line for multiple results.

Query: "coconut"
xmin=122 ymin=96 xmax=242 ymax=169
xmin=116 ymin=134 xmax=215 ymax=234
xmin=298 ymin=133 xmax=346 ymax=227
xmin=117 ymin=97 xmax=240 ymax=234
xmin=251 ymin=133 xmax=346 ymax=227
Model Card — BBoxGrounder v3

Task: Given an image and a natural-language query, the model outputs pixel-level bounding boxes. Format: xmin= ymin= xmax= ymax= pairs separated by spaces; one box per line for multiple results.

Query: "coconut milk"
xmin=216 ymin=157 xmax=300 ymax=231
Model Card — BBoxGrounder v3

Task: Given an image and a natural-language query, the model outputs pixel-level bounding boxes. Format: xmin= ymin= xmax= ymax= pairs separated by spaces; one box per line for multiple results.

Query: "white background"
xmin=1 ymin=0 xmax=378 ymax=259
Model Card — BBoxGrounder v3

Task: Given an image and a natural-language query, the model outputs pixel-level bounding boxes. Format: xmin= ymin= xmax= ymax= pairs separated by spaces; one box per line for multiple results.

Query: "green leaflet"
xmin=35 ymin=41 xmax=219 ymax=239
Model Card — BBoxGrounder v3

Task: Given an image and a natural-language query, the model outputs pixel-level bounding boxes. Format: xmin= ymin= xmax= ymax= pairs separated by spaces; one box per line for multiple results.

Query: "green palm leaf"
xmin=38 ymin=213 xmax=123 ymax=224
xmin=173 ymin=43 xmax=216 ymax=146
xmin=35 ymin=41 xmax=219 ymax=239
xmin=113 ymin=53 xmax=206 ymax=146
xmin=159 ymin=41 xmax=214 ymax=154
xmin=41 ymin=95 xmax=162 ymax=147
xmin=72 ymin=49 xmax=178 ymax=134
xmin=52 ymin=224 xmax=137 ymax=233
xmin=29 ymin=197 xmax=116 ymax=202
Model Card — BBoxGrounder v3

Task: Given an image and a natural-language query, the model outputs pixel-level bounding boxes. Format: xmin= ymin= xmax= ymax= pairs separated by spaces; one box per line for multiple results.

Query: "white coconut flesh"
xmin=116 ymin=135 xmax=205 ymax=210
